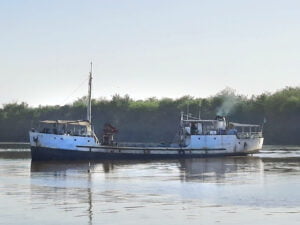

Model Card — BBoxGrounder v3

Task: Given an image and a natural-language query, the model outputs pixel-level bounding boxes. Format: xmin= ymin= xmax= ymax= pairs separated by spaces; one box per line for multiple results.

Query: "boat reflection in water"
xmin=29 ymin=157 xmax=265 ymax=225
xmin=30 ymin=161 xmax=95 ymax=225
xmin=0 ymin=146 xmax=295 ymax=225
xmin=178 ymin=156 xmax=263 ymax=182
xmin=31 ymin=160 xmax=95 ymax=173
xmin=30 ymin=156 xmax=263 ymax=182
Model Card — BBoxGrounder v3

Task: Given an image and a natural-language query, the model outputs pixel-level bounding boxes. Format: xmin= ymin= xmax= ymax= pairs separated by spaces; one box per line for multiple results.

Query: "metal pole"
xmin=87 ymin=62 xmax=92 ymax=123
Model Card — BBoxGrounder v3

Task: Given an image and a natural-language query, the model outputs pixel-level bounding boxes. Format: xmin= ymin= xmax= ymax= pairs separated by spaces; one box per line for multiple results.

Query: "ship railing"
xmin=237 ymin=132 xmax=263 ymax=139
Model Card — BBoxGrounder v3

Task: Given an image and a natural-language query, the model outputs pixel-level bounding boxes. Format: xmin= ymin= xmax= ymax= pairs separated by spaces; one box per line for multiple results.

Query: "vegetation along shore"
xmin=0 ymin=87 xmax=299 ymax=145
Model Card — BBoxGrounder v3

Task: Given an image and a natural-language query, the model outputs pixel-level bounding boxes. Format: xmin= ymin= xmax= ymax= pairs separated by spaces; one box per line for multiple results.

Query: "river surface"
xmin=0 ymin=145 xmax=299 ymax=225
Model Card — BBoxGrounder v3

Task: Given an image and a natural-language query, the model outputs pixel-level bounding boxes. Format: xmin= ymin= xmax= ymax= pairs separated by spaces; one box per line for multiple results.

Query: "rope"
xmin=60 ymin=76 xmax=89 ymax=105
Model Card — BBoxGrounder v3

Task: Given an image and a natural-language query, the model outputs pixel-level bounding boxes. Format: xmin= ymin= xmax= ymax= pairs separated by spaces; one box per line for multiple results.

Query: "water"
xmin=0 ymin=146 xmax=299 ymax=225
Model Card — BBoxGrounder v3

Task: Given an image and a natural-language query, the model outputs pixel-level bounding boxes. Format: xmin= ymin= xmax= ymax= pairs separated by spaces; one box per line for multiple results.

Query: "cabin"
xmin=181 ymin=114 xmax=263 ymax=138
xmin=32 ymin=120 xmax=93 ymax=137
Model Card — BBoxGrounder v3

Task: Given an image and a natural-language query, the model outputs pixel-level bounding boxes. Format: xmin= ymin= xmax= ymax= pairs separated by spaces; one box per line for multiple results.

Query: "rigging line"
xmin=61 ymin=76 xmax=89 ymax=105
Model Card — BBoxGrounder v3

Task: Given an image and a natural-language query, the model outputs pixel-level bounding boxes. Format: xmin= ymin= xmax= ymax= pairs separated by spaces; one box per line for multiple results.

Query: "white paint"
xmin=29 ymin=131 xmax=263 ymax=156
xmin=29 ymin=132 xmax=99 ymax=151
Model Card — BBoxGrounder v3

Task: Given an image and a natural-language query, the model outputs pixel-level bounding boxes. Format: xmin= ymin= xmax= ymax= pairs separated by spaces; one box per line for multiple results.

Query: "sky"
xmin=0 ymin=0 xmax=299 ymax=106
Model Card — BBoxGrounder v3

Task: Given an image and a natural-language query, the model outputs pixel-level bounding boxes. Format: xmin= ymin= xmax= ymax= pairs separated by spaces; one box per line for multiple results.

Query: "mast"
xmin=87 ymin=62 xmax=92 ymax=124
xmin=198 ymin=101 xmax=201 ymax=120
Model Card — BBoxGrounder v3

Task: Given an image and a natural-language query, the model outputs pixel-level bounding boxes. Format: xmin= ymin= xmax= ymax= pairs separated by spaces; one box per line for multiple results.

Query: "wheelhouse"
xmin=32 ymin=120 xmax=94 ymax=137
xmin=180 ymin=113 xmax=263 ymax=138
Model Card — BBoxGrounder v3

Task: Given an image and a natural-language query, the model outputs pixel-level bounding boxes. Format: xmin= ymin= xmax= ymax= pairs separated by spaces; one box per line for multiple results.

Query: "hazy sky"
xmin=0 ymin=0 xmax=299 ymax=106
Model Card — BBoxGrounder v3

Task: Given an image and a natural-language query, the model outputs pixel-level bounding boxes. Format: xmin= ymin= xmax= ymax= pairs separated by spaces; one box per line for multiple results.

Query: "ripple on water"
xmin=0 ymin=146 xmax=300 ymax=224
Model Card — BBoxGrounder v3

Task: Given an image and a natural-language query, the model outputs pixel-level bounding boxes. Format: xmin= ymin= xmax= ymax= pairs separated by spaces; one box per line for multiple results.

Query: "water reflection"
xmin=179 ymin=157 xmax=264 ymax=182
xmin=28 ymin=153 xmax=300 ymax=211
xmin=29 ymin=157 xmax=264 ymax=225
xmin=87 ymin=172 xmax=92 ymax=225
xmin=30 ymin=160 xmax=93 ymax=173
xmin=1 ymin=146 xmax=300 ymax=225
xmin=30 ymin=161 xmax=94 ymax=225
xmin=30 ymin=156 xmax=264 ymax=184
xmin=0 ymin=149 xmax=30 ymax=159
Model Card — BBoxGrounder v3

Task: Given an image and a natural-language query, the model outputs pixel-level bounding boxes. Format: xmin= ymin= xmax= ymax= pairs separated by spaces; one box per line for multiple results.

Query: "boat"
xmin=29 ymin=64 xmax=264 ymax=160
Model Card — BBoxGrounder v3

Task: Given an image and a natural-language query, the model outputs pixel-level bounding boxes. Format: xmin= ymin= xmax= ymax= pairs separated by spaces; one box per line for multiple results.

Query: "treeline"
xmin=0 ymin=87 xmax=299 ymax=145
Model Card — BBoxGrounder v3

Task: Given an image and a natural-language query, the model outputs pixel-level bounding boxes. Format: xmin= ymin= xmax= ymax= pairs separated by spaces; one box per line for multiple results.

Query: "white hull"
xmin=29 ymin=132 xmax=263 ymax=160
